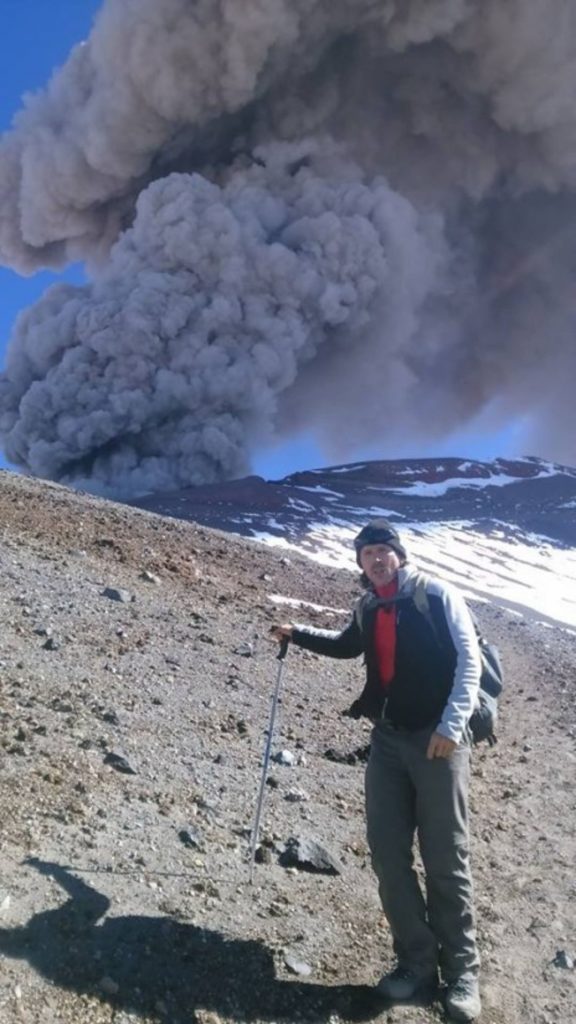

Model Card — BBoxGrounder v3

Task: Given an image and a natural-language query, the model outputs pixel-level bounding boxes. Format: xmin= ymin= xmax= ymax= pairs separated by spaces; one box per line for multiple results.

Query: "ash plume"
xmin=1 ymin=0 xmax=576 ymax=494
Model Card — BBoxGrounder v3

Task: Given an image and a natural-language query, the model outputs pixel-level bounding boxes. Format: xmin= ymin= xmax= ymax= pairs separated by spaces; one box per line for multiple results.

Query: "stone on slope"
xmin=103 ymin=751 xmax=137 ymax=775
xmin=280 ymin=837 xmax=342 ymax=875
xmin=178 ymin=827 xmax=202 ymax=849
xmin=284 ymin=952 xmax=313 ymax=977
xmin=102 ymin=586 xmax=134 ymax=603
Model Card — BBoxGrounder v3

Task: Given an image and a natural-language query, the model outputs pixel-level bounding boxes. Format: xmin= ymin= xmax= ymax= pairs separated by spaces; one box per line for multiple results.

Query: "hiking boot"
xmin=444 ymin=975 xmax=481 ymax=1021
xmin=376 ymin=964 xmax=437 ymax=1000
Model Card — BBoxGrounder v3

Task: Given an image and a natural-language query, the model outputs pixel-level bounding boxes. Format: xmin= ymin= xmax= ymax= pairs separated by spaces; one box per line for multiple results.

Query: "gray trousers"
xmin=365 ymin=721 xmax=480 ymax=982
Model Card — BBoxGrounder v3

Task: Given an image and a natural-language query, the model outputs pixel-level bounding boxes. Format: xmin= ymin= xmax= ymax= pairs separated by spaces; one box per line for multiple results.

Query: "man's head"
xmin=353 ymin=519 xmax=407 ymax=587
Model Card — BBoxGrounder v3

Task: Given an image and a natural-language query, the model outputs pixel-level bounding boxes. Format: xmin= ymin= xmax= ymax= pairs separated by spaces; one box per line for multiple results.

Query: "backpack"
xmin=355 ymin=574 xmax=503 ymax=745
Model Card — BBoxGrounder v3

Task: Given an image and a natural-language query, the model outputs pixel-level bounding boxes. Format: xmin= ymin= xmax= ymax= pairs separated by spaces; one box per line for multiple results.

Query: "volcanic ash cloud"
xmin=1 ymin=0 xmax=576 ymax=494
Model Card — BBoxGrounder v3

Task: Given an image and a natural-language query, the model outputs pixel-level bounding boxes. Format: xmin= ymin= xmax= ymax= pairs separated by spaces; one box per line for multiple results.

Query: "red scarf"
xmin=374 ymin=578 xmax=398 ymax=691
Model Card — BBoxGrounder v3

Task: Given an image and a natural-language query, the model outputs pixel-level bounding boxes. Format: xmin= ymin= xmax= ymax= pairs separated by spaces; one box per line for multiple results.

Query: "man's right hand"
xmin=270 ymin=624 xmax=294 ymax=643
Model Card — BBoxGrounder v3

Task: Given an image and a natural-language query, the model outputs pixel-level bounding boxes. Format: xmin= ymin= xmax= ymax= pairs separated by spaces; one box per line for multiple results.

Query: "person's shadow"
xmin=0 ymin=859 xmax=384 ymax=1023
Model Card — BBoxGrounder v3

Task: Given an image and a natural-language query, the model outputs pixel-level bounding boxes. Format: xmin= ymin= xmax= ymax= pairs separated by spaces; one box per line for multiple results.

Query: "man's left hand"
xmin=426 ymin=732 xmax=457 ymax=759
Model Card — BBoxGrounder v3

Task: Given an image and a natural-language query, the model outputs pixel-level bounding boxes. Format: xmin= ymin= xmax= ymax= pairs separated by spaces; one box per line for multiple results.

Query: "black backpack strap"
xmin=354 ymin=591 xmax=404 ymax=630
xmin=411 ymin=573 xmax=437 ymax=635
xmin=354 ymin=573 xmax=435 ymax=633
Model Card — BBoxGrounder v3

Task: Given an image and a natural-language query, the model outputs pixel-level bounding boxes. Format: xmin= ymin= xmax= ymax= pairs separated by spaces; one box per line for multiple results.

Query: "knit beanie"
xmin=353 ymin=519 xmax=407 ymax=566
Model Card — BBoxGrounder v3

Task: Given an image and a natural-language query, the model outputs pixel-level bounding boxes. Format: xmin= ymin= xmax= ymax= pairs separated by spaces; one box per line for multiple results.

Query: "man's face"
xmin=359 ymin=543 xmax=402 ymax=587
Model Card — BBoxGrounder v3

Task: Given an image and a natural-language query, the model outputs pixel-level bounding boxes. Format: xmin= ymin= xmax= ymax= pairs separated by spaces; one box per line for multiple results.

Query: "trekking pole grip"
xmin=277 ymin=636 xmax=290 ymax=661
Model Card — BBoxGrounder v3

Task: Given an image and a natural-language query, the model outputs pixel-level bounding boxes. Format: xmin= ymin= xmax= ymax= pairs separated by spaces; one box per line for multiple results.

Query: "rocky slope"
xmin=0 ymin=470 xmax=574 ymax=1024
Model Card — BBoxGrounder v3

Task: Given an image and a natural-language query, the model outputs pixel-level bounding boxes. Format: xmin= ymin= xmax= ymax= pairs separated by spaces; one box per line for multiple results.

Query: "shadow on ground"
xmin=0 ymin=859 xmax=385 ymax=1023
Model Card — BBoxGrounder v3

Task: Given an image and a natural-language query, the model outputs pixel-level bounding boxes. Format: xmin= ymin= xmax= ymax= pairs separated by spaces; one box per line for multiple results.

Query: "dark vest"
xmin=356 ymin=594 xmax=457 ymax=729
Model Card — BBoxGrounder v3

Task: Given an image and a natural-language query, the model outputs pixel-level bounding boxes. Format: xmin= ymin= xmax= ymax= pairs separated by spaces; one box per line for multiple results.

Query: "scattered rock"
xmin=178 ymin=827 xmax=202 ymax=849
xmin=284 ymin=952 xmax=313 ymax=977
xmin=51 ymin=698 xmax=74 ymax=714
xmin=140 ymin=570 xmax=160 ymax=583
xmin=273 ymin=750 xmax=295 ymax=766
xmin=280 ymin=837 xmax=343 ymax=875
xmin=285 ymin=788 xmax=309 ymax=803
xmin=198 ymin=633 xmax=215 ymax=645
xmin=234 ymin=641 xmax=254 ymax=657
xmin=42 ymin=637 xmax=61 ymax=651
xmin=102 ymin=587 xmax=134 ymax=604
xmin=103 ymin=751 xmax=137 ymax=775
xmin=324 ymin=745 xmax=371 ymax=765
xmin=552 ymin=950 xmax=575 ymax=970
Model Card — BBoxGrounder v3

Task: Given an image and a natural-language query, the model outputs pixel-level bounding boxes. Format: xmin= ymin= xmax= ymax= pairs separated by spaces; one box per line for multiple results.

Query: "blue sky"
xmin=0 ymin=1 xmax=102 ymax=324
xmin=0 ymin=2 xmax=529 ymax=483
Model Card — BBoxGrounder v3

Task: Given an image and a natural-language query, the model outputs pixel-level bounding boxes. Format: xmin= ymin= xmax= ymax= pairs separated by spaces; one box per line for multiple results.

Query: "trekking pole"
xmin=249 ymin=636 xmax=290 ymax=885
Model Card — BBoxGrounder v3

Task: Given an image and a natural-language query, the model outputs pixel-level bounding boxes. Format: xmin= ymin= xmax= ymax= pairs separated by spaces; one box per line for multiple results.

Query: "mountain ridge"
xmin=129 ymin=456 xmax=576 ymax=631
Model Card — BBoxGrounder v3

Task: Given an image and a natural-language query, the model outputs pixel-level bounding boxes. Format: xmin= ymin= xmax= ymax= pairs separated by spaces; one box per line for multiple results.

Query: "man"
xmin=272 ymin=519 xmax=482 ymax=1022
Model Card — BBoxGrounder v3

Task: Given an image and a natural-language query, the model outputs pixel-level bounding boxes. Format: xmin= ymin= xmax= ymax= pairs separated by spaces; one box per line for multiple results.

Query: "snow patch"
xmin=252 ymin=517 xmax=576 ymax=630
xmin=294 ymin=486 xmax=344 ymax=498
xmin=268 ymin=594 xmax=349 ymax=615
